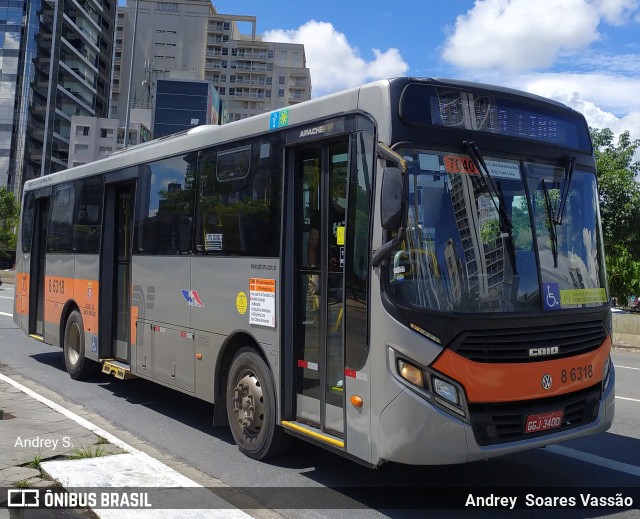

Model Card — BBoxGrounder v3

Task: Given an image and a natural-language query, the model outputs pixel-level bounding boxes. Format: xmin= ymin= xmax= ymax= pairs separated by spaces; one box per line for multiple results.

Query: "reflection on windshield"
xmin=387 ymin=149 xmax=607 ymax=313
xmin=526 ymin=163 xmax=606 ymax=301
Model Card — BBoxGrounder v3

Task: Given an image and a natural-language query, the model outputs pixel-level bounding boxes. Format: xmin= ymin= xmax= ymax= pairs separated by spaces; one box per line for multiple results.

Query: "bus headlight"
xmin=433 ymin=377 xmax=459 ymax=405
xmin=397 ymin=359 xmax=425 ymax=388
xmin=431 ymin=375 xmax=467 ymax=418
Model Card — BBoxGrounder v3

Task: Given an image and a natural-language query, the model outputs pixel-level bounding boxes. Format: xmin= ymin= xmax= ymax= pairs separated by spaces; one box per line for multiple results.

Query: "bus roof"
xmin=23 ymin=77 xmax=583 ymax=192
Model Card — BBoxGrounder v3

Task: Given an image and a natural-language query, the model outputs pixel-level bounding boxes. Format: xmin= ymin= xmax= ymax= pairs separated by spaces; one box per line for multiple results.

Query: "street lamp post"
xmin=123 ymin=0 xmax=139 ymax=149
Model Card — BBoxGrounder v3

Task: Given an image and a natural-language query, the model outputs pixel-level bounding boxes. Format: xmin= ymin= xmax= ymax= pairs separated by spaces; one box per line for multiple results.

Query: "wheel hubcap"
xmin=66 ymin=322 xmax=81 ymax=365
xmin=232 ymin=372 xmax=265 ymax=435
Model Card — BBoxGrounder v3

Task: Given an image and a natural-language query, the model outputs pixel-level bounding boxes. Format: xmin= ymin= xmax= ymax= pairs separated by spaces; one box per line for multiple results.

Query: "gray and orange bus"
xmin=14 ymin=78 xmax=614 ymax=465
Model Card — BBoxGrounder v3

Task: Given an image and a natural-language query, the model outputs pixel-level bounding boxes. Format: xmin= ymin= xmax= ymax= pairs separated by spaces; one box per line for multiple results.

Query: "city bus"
xmin=13 ymin=77 xmax=614 ymax=466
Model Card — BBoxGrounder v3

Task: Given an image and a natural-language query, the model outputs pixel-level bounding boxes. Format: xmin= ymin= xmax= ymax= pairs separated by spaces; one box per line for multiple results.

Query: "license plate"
xmin=525 ymin=410 xmax=563 ymax=434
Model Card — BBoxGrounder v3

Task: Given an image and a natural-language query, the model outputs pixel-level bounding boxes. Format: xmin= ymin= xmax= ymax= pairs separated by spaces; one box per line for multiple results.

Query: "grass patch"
xmin=14 ymin=479 xmax=30 ymax=488
xmin=68 ymin=445 xmax=108 ymax=459
xmin=25 ymin=453 xmax=43 ymax=469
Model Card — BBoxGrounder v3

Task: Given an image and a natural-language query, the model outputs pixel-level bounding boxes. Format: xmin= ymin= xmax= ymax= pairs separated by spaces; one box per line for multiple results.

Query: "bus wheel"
xmin=226 ymin=348 xmax=286 ymax=460
xmin=63 ymin=310 xmax=99 ymax=380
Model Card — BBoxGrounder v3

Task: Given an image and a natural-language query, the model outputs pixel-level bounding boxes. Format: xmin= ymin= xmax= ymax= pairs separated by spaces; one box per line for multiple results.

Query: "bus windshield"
xmin=387 ymin=147 xmax=607 ymax=313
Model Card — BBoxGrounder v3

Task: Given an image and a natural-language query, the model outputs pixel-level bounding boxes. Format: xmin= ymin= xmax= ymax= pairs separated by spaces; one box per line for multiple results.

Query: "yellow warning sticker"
xmin=336 ymin=226 xmax=345 ymax=246
xmin=236 ymin=291 xmax=248 ymax=315
xmin=560 ymin=288 xmax=607 ymax=305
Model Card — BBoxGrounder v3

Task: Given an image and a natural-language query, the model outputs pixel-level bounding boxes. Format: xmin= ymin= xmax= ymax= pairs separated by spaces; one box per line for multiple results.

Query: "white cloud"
xmin=593 ymin=0 xmax=640 ymax=24
xmin=442 ymin=0 xmax=601 ymax=71
xmin=441 ymin=0 xmax=640 ymax=72
xmin=264 ymin=21 xmax=409 ymax=98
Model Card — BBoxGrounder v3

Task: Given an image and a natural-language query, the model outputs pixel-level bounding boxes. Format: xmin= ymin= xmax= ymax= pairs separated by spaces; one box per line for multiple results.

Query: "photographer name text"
xmin=15 ymin=436 xmax=73 ymax=451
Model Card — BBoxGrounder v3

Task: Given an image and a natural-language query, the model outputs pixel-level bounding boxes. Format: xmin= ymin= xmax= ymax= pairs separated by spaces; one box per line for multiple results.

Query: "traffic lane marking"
xmin=546 ymin=445 xmax=640 ymax=478
xmin=616 ymin=396 xmax=640 ymax=403
xmin=615 ymin=364 xmax=640 ymax=371
xmin=0 ymin=311 xmax=12 ymax=317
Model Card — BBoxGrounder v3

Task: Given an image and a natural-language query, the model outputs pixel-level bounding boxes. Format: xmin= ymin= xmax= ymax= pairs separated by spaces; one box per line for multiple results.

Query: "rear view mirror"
xmin=381 ymin=167 xmax=404 ymax=230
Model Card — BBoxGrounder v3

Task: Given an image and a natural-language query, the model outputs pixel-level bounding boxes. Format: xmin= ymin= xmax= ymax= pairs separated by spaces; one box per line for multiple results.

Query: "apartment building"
xmin=112 ymin=0 xmax=311 ymax=125
xmin=67 ymin=114 xmax=151 ymax=168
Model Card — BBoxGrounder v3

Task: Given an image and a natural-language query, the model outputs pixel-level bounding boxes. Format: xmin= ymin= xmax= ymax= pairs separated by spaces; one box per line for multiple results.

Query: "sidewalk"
xmin=0 ymin=373 xmax=264 ymax=519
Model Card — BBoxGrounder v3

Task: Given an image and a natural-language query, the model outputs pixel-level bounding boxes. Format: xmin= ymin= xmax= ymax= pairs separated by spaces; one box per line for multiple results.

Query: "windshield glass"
xmin=387 ymin=148 xmax=607 ymax=313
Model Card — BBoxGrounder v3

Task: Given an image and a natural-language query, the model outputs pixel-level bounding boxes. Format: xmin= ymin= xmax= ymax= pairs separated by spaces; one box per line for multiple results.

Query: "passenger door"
xmin=292 ymin=140 xmax=349 ymax=437
xmin=28 ymin=197 xmax=50 ymax=337
xmin=100 ymin=181 xmax=135 ymax=362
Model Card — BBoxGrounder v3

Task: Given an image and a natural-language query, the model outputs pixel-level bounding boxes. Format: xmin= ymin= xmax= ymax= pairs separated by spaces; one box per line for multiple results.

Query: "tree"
xmin=590 ymin=128 xmax=640 ymax=300
xmin=0 ymin=187 xmax=19 ymax=266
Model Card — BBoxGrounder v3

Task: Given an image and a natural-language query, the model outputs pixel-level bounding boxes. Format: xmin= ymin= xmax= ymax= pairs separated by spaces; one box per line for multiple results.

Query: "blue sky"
xmin=124 ymin=0 xmax=640 ymax=143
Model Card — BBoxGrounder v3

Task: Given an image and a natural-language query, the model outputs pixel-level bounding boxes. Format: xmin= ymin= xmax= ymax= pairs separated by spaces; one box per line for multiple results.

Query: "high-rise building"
xmin=112 ymin=0 xmax=311 ymax=125
xmin=1 ymin=0 xmax=116 ymax=195
xmin=153 ymin=77 xmax=217 ymax=138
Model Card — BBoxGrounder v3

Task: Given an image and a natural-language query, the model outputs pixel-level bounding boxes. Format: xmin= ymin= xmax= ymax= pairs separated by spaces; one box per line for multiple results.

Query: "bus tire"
xmin=226 ymin=347 xmax=287 ymax=460
xmin=63 ymin=310 xmax=99 ymax=380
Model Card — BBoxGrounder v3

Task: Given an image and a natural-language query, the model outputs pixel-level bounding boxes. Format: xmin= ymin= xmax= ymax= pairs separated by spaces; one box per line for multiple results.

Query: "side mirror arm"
xmin=372 ymin=227 xmax=405 ymax=268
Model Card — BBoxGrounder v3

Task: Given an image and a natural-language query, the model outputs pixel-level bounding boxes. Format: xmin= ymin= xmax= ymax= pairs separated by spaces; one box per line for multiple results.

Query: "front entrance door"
xmin=294 ymin=140 xmax=349 ymax=436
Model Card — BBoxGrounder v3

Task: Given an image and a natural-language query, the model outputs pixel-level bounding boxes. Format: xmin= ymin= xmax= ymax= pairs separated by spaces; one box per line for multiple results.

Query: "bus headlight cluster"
xmin=394 ymin=355 xmax=468 ymax=420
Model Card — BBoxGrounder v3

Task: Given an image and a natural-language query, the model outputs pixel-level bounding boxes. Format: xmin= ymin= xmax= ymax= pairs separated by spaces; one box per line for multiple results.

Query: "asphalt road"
xmin=1 ymin=282 xmax=640 ymax=519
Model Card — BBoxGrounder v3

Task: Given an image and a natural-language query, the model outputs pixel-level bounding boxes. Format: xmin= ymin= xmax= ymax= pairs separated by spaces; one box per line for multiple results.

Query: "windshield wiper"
xmin=463 ymin=141 xmax=517 ymax=276
xmin=541 ymin=179 xmax=559 ymax=268
xmin=555 ymin=156 xmax=575 ymax=225
xmin=464 ymin=141 xmax=513 ymax=236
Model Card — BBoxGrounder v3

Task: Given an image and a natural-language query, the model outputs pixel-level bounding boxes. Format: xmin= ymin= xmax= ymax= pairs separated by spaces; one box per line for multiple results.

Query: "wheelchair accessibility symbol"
xmin=543 ymin=283 xmax=561 ymax=311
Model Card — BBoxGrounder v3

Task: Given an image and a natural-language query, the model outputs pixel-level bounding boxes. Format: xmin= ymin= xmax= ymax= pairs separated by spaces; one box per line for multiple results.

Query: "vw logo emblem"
xmin=542 ymin=374 xmax=553 ymax=390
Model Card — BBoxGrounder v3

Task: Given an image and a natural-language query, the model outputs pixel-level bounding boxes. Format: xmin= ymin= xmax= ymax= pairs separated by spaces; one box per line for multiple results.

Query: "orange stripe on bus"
xmin=131 ymin=305 xmax=138 ymax=346
xmin=40 ymin=276 xmax=99 ymax=333
xmin=431 ymin=336 xmax=611 ymax=403
xmin=14 ymin=272 xmax=30 ymax=315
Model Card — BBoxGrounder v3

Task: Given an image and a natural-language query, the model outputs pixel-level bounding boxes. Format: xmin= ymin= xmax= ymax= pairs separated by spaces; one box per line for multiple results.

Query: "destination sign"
xmin=399 ymin=83 xmax=591 ymax=152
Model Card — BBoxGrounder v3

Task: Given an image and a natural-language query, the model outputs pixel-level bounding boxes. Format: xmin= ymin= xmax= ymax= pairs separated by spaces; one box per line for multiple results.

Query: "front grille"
xmin=469 ymin=385 xmax=601 ymax=446
xmin=450 ymin=321 xmax=607 ymax=363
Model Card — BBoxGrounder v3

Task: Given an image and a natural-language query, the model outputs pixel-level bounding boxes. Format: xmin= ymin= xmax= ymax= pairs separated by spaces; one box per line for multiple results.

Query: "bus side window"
xmin=21 ymin=192 xmax=35 ymax=254
xmin=47 ymin=183 xmax=74 ymax=253
xmin=195 ymin=135 xmax=283 ymax=257
xmin=72 ymin=178 xmax=103 ymax=254
xmin=135 ymin=154 xmax=196 ymax=255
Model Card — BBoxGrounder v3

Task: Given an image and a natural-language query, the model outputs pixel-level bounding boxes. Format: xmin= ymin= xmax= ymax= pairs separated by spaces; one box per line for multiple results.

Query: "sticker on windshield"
xmin=543 ymin=283 xmax=561 ymax=311
xmin=418 ymin=153 xmax=441 ymax=172
xmin=560 ymin=288 xmax=607 ymax=305
xmin=443 ymin=155 xmax=478 ymax=175
xmin=485 ymin=160 xmax=521 ymax=180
